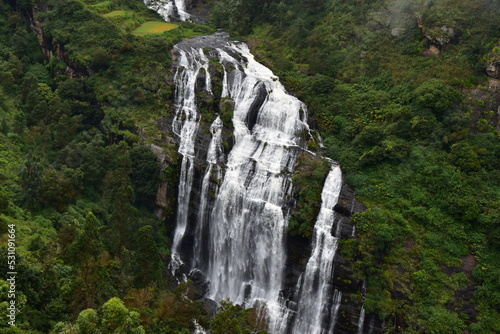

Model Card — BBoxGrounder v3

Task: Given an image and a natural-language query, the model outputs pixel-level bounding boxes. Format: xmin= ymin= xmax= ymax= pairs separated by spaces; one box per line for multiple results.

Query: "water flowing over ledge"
xmin=143 ymin=0 xmax=191 ymax=22
xmin=165 ymin=32 xmax=369 ymax=333
xmin=272 ymin=165 xmax=344 ymax=334
xmin=169 ymin=32 xmax=309 ymax=327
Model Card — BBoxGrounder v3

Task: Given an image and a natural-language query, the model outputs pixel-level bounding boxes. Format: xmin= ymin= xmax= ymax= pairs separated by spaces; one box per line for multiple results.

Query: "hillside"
xmin=0 ymin=0 xmax=498 ymax=333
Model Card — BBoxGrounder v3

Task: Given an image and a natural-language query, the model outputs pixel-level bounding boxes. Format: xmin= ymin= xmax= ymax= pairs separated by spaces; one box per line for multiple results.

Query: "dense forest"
xmin=0 ymin=0 xmax=498 ymax=333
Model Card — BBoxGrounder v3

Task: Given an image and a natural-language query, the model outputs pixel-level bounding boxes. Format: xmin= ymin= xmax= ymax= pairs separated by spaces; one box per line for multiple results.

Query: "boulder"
xmin=391 ymin=28 xmax=404 ymax=38
xmin=485 ymin=45 xmax=500 ymax=79
xmin=423 ymin=26 xmax=462 ymax=49
xmin=487 ymin=62 xmax=500 ymax=79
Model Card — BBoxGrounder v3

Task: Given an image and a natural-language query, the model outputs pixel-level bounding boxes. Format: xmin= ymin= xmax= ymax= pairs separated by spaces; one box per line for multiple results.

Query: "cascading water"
xmin=143 ymin=0 xmax=190 ymax=22
xmin=205 ymin=42 xmax=308 ymax=320
xmin=357 ymin=307 xmax=365 ymax=334
xmin=170 ymin=47 xmax=211 ymax=271
xmin=192 ymin=116 xmax=223 ymax=271
xmin=170 ymin=33 xmax=311 ymax=329
xmin=273 ymin=165 xmax=344 ymax=334
xmin=167 ymin=32 xmax=366 ymax=333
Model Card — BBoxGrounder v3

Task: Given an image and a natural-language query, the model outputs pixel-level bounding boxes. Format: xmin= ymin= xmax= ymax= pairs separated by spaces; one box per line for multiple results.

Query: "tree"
xmin=129 ymin=146 xmax=160 ymax=209
xmin=101 ymin=297 xmax=145 ymax=334
xmin=65 ymin=213 xmax=114 ymax=314
xmin=211 ymin=299 xmax=270 ymax=334
xmin=133 ymin=225 xmax=163 ymax=288
xmin=19 ymin=153 xmax=44 ymax=210
xmin=102 ymin=147 xmax=137 ymax=258
xmin=413 ymin=79 xmax=461 ymax=120
xmin=76 ymin=309 xmax=101 ymax=334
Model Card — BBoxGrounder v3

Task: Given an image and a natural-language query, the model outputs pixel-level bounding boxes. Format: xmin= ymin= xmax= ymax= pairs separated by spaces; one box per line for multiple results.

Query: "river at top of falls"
xmin=143 ymin=0 xmax=191 ymax=22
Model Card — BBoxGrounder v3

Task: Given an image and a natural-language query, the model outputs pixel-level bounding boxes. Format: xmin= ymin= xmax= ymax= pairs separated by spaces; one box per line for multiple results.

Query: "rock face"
xmin=22 ymin=3 xmax=91 ymax=77
xmin=486 ymin=45 xmax=500 ymax=79
xmin=149 ymin=143 xmax=180 ymax=220
xmin=462 ymin=82 xmax=500 ymax=132
xmin=486 ymin=61 xmax=500 ymax=79
xmin=423 ymin=26 xmax=462 ymax=50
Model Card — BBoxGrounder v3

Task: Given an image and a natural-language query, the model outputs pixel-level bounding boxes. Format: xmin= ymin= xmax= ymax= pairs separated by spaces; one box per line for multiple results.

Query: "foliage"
xmin=0 ymin=0 xmax=189 ymax=331
xmin=211 ymin=299 xmax=270 ymax=334
xmin=129 ymin=145 xmax=161 ymax=209
xmin=288 ymin=153 xmax=330 ymax=237
xmin=133 ymin=21 xmax=178 ymax=36
xmin=413 ymin=79 xmax=462 ymax=120
xmin=237 ymin=0 xmax=500 ymax=331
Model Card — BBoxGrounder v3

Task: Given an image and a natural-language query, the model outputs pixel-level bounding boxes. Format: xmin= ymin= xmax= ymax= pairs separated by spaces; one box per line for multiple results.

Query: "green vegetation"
xmin=0 ymin=0 xmax=217 ymax=332
xmin=0 ymin=0 xmax=498 ymax=332
xmin=133 ymin=21 xmax=178 ymax=36
xmin=211 ymin=299 xmax=270 ymax=334
xmin=102 ymin=10 xmax=127 ymax=17
xmin=288 ymin=152 xmax=330 ymax=237
xmin=207 ymin=0 xmax=500 ymax=331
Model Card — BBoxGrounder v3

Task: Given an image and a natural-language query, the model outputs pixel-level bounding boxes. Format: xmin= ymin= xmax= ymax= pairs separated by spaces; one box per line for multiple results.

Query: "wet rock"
xmin=187 ymin=269 xmax=210 ymax=299
xmin=245 ymin=82 xmax=267 ymax=131
xmin=203 ymin=298 xmax=218 ymax=318
xmin=335 ymin=182 xmax=366 ymax=218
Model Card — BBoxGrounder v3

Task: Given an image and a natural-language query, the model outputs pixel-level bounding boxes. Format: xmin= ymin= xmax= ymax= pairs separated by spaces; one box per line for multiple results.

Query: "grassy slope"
xmin=133 ymin=21 xmax=178 ymax=35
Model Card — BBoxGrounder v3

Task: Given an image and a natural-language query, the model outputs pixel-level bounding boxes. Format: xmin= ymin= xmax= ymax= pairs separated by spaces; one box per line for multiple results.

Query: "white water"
xmin=193 ymin=319 xmax=207 ymax=334
xmin=357 ymin=306 xmax=365 ymax=334
xmin=170 ymin=36 xmax=311 ymax=330
xmin=206 ymin=41 xmax=308 ymax=321
xmin=170 ymin=47 xmax=211 ymax=272
xmin=192 ymin=116 xmax=223 ymax=270
xmin=274 ymin=166 xmax=343 ymax=334
xmin=143 ymin=0 xmax=190 ymax=21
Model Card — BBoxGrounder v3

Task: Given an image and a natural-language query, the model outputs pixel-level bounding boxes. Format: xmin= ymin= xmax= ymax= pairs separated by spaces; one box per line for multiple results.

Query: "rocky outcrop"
xmin=22 ymin=3 xmax=91 ymax=77
xmin=485 ymin=45 xmax=500 ymax=79
xmin=149 ymin=143 xmax=179 ymax=220
xmin=442 ymin=255 xmax=478 ymax=327
xmin=423 ymin=26 xmax=462 ymax=50
xmin=486 ymin=61 xmax=500 ymax=79
xmin=462 ymin=83 xmax=500 ymax=132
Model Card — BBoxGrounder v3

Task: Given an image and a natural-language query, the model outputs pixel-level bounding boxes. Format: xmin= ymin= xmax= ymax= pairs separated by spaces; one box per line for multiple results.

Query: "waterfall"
xmin=167 ymin=31 xmax=363 ymax=333
xmin=192 ymin=116 xmax=223 ymax=271
xmin=193 ymin=319 xmax=207 ymax=334
xmin=205 ymin=42 xmax=308 ymax=314
xmin=170 ymin=47 xmax=211 ymax=272
xmin=272 ymin=166 xmax=344 ymax=334
xmin=143 ymin=0 xmax=190 ymax=22
xmin=357 ymin=306 xmax=365 ymax=334
xmin=170 ymin=33 xmax=310 ymax=328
